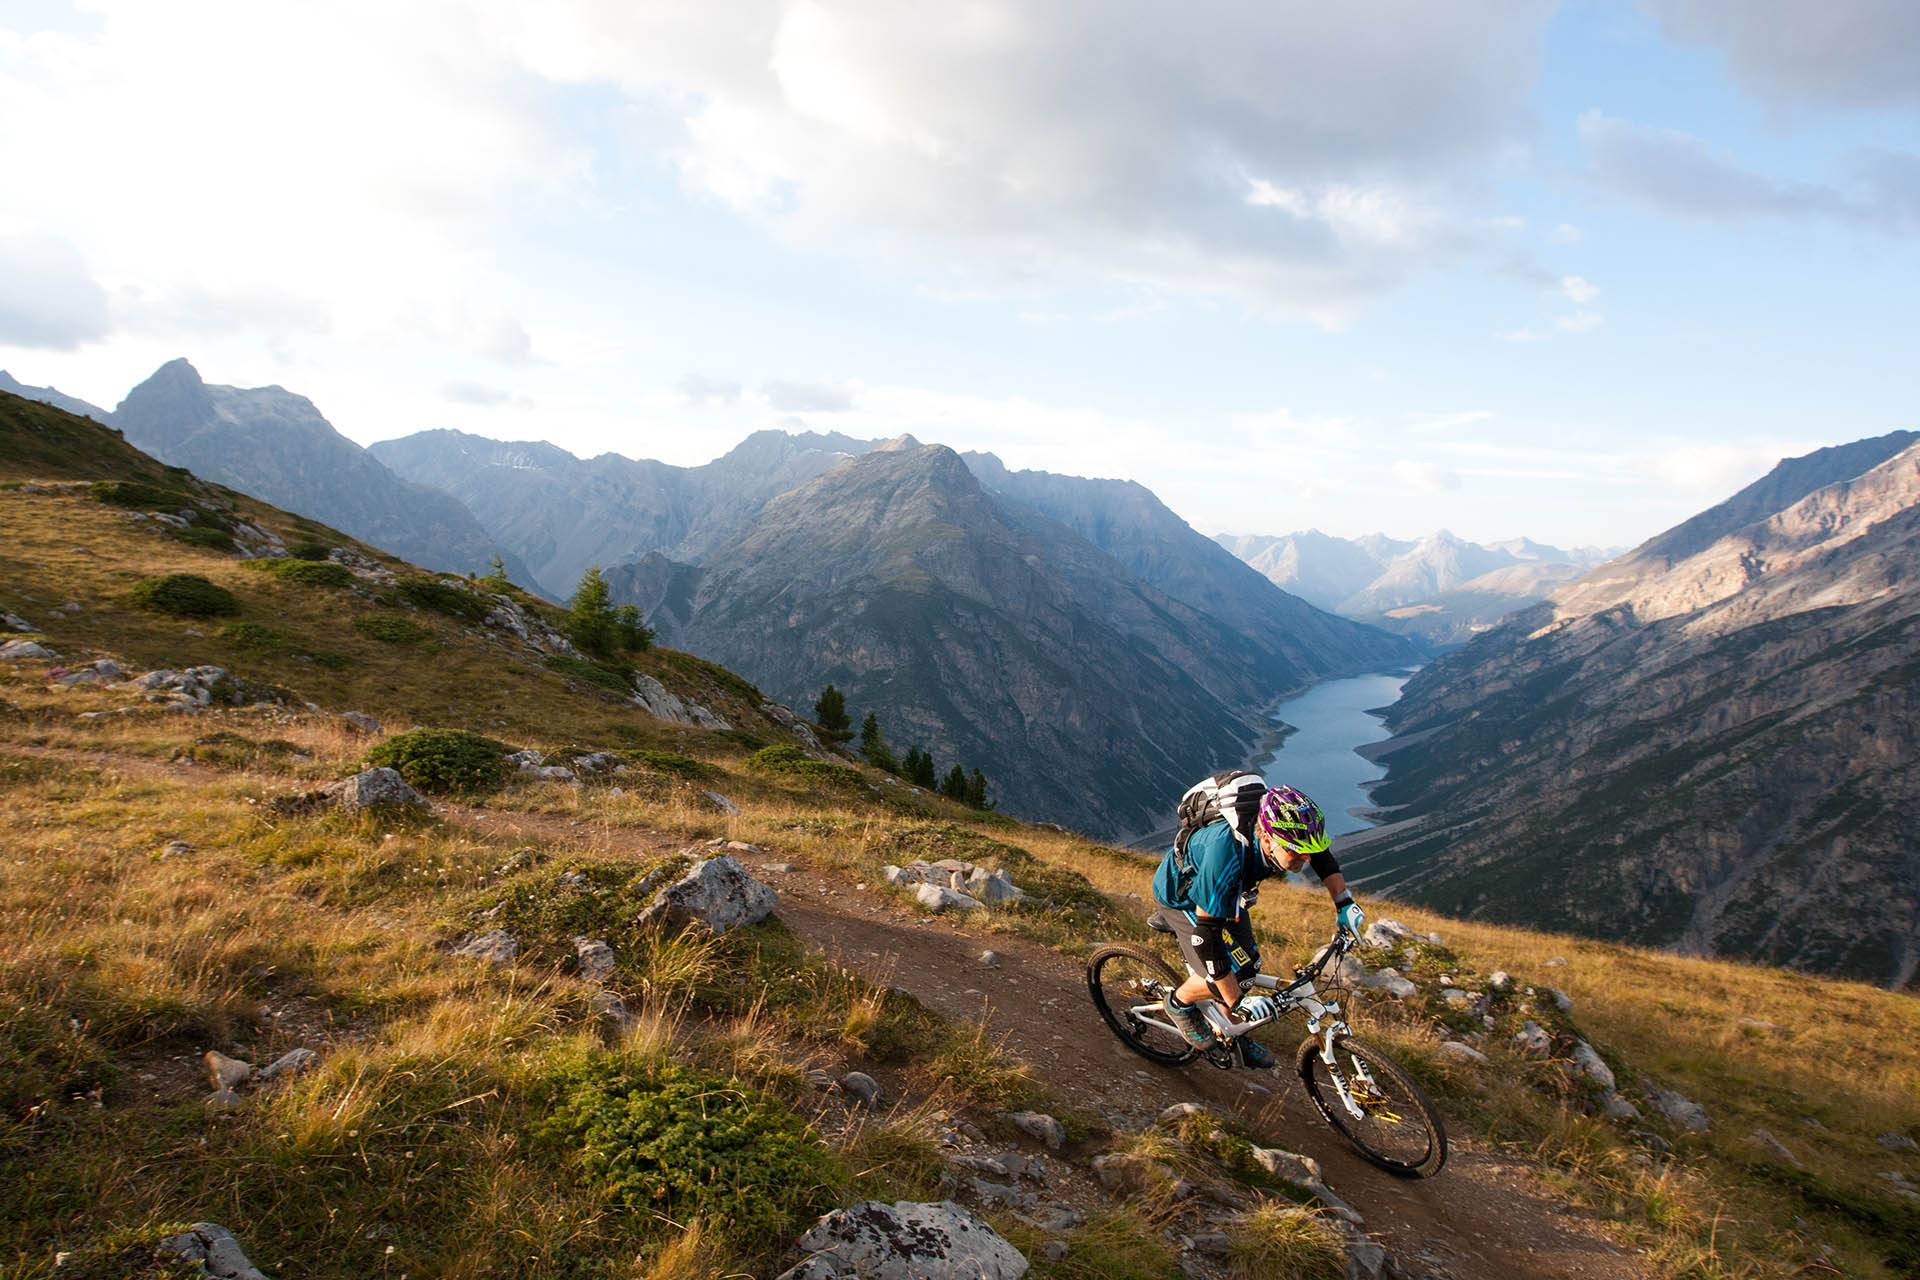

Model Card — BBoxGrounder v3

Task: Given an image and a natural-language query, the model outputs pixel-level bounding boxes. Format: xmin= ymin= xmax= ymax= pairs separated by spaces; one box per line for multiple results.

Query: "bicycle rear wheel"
xmin=1296 ymin=1033 xmax=1447 ymax=1177
xmin=1087 ymin=943 xmax=1199 ymax=1066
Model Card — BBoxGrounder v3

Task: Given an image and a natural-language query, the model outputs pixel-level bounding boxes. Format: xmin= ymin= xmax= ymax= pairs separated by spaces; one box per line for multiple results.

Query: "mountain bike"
xmin=1086 ymin=925 xmax=1447 ymax=1177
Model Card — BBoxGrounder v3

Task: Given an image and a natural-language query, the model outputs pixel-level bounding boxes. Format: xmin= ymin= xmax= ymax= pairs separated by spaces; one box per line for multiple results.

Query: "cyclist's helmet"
xmin=1256 ymin=785 xmax=1330 ymax=869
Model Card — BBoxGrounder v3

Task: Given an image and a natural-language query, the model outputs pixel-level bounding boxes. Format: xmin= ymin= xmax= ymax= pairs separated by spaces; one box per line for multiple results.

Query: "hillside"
xmin=107 ymin=360 xmax=526 ymax=583
xmin=1359 ymin=562 xmax=1587 ymax=649
xmin=1 ymin=390 xmax=1918 ymax=1280
xmin=1343 ymin=435 xmax=1920 ymax=988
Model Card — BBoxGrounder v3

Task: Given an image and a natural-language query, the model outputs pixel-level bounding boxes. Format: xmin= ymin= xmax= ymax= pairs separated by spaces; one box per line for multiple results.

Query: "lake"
xmin=1250 ymin=670 xmax=1411 ymax=836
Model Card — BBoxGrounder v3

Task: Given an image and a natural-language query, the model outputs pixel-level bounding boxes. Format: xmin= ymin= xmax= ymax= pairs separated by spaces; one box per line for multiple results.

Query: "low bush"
xmin=746 ymin=744 xmax=862 ymax=791
xmin=365 ymin=727 xmax=508 ymax=794
xmin=165 ymin=525 xmax=235 ymax=552
xmin=544 ymin=654 xmax=634 ymax=695
xmin=248 ymin=557 xmax=354 ymax=588
xmin=287 ymin=541 xmax=335 ymax=561
xmin=534 ymin=1052 xmax=840 ymax=1251
xmin=631 ymin=749 xmax=716 ymax=780
xmin=128 ymin=574 xmax=239 ymax=618
xmin=89 ymin=480 xmax=193 ymax=511
xmin=397 ymin=575 xmax=491 ymax=622
xmin=353 ymin=614 xmax=432 ymax=645
xmin=219 ymin=621 xmax=285 ymax=650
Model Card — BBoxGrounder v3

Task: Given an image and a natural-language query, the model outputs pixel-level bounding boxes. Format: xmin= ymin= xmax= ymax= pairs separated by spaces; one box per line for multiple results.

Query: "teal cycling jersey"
xmin=1152 ymin=819 xmax=1268 ymax=920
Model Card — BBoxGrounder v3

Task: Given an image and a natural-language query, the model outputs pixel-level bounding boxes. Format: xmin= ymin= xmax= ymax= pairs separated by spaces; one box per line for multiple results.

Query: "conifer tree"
xmin=940 ymin=764 xmax=969 ymax=801
xmin=859 ymin=712 xmax=897 ymax=773
xmin=965 ymin=768 xmax=990 ymax=810
xmin=567 ymin=566 xmax=619 ymax=657
xmin=480 ymin=554 xmax=509 ymax=592
xmin=910 ymin=748 xmax=937 ymax=788
xmin=814 ymin=686 xmax=851 ymax=743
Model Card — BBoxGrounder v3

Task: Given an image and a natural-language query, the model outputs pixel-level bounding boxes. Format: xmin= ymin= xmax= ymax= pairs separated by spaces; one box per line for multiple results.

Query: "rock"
xmin=723 ymin=839 xmax=760 ymax=853
xmin=1600 ymin=1092 xmax=1641 ymax=1121
xmin=159 ymin=840 xmax=194 ymax=859
xmin=1745 ymin=1128 xmax=1800 ymax=1166
xmin=1645 ymin=1082 xmax=1710 ymax=1132
xmin=1191 ymin=1232 xmax=1231 ymax=1256
xmin=507 ymin=749 xmax=546 ymax=770
xmin=969 ymin=1178 xmax=1027 ymax=1208
xmin=704 ymin=790 xmax=741 ymax=816
xmin=776 ymin=1200 xmax=1028 ymax=1280
xmin=631 ymin=674 xmax=732 ymax=730
xmin=1360 ymin=918 xmax=1422 ymax=948
xmin=1 ymin=612 xmax=30 ymax=632
xmin=257 ymin=1048 xmax=317 ymax=1083
xmin=1571 ymin=1041 xmax=1615 ymax=1090
xmin=528 ymin=765 xmax=576 ymax=782
xmin=1345 ymin=1235 xmax=1389 ymax=1279
xmin=590 ymin=990 xmax=633 ymax=1025
xmin=340 ymin=711 xmax=383 ymax=736
xmin=1437 ymin=1041 xmax=1489 ymax=1067
xmin=948 ymin=1153 xmax=1010 ymax=1178
xmin=637 ymin=855 xmax=778 ymax=933
xmin=761 ymin=700 xmax=827 ymax=753
xmin=965 ymin=867 xmax=1028 ymax=906
xmin=978 ymin=950 xmax=1002 ymax=968
xmin=1248 ymin=1146 xmax=1364 ymax=1225
xmin=914 ymin=883 xmax=985 ymax=913
xmin=160 ymin=1223 xmax=272 ymax=1280
xmin=1020 ymin=1203 xmax=1079 ymax=1232
xmin=206 ymin=1088 xmax=244 ymax=1110
xmin=1006 ymin=1111 xmax=1065 ymax=1150
xmin=0 ymin=639 xmax=55 ymax=659
xmin=1159 ymin=1102 xmax=1208 ymax=1126
xmin=1488 ymin=970 xmax=1513 ymax=993
xmin=1040 ymin=1242 xmax=1069 ymax=1262
xmin=1512 ymin=1021 xmax=1551 ymax=1057
xmin=1441 ymin=988 xmax=1474 ymax=1011
xmin=318 ymin=767 xmax=429 ymax=814
xmin=556 ymin=870 xmax=588 ymax=888
xmin=572 ymin=751 xmax=619 ymax=773
xmin=1545 ymin=956 xmax=1568 ymax=967
xmin=574 ymin=937 xmax=616 ymax=983
xmin=203 ymin=1051 xmax=252 ymax=1091
xmin=1547 ymin=987 xmax=1573 ymax=1013
xmin=1877 ymin=1131 xmax=1919 ymax=1153
xmin=765 ymin=862 xmax=798 ymax=873
xmin=452 ymin=930 xmax=520 ymax=966
xmin=841 ymin=1072 xmax=883 ymax=1107
xmin=1374 ymin=972 xmax=1418 ymax=1000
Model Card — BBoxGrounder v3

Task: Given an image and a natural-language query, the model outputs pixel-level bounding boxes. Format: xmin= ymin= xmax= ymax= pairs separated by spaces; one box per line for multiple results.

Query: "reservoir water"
xmin=1251 ymin=671 xmax=1411 ymax=836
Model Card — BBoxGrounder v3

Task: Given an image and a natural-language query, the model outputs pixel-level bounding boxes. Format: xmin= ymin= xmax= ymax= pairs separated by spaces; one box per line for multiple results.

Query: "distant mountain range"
xmin=1216 ymin=528 xmax=1619 ymax=647
xmin=1341 ymin=430 xmax=1920 ymax=987
xmin=11 ymin=362 xmax=1414 ymax=834
xmin=4 ymin=361 xmax=527 ymax=582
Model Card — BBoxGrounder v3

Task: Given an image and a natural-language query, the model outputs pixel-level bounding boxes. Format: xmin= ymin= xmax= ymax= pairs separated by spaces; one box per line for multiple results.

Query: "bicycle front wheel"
xmin=1087 ymin=943 xmax=1200 ymax=1066
xmin=1296 ymin=1033 xmax=1447 ymax=1177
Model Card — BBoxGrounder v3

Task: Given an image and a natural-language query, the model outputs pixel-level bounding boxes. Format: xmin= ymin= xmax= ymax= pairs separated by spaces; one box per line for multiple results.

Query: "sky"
xmin=1 ymin=0 xmax=1916 ymax=549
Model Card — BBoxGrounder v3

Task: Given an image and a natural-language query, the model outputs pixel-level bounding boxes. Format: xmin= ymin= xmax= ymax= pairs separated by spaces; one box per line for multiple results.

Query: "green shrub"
xmin=632 ymin=750 xmax=716 ymax=780
xmin=365 ymin=727 xmax=508 ymax=794
xmin=89 ymin=480 xmax=193 ymax=511
xmin=397 ymin=575 xmax=490 ymax=622
xmin=129 ymin=574 xmax=239 ymax=618
xmin=535 ymin=1053 xmax=839 ymax=1249
xmin=165 ymin=525 xmax=235 ymax=552
xmin=248 ymin=557 xmax=353 ymax=588
xmin=288 ymin=541 xmax=335 ymax=561
xmin=353 ymin=614 xmax=432 ymax=645
xmin=544 ymin=653 xmax=635 ymax=695
xmin=746 ymin=744 xmax=862 ymax=790
xmin=220 ymin=621 xmax=285 ymax=650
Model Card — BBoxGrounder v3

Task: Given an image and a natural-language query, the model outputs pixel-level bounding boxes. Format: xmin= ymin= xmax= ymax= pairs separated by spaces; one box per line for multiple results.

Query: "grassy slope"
xmin=1 ymin=393 xmax=1917 ymax=1279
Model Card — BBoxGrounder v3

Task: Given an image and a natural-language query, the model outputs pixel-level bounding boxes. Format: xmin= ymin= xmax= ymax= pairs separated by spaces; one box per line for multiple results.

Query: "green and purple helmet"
xmin=1256 ymin=784 xmax=1330 ymax=867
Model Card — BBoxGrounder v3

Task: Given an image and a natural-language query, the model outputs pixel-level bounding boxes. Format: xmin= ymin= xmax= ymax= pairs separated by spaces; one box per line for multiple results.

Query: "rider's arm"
xmin=1321 ymin=870 xmax=1349 ymax=904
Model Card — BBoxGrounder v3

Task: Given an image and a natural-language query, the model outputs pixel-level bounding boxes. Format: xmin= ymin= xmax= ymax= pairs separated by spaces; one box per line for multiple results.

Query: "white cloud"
xmin=0 ymin=231 xmax=109 ymax=349
xmin=678 ymin=373 xmax=743 ymax=405
xmin=1559 ymin=275 xmax=1600 ymax=303
xmin=1391 ymin=460 xmax=1465 ymax=492
xmin=1644 ymin=0 xmax=1920 ymax=110
xmin=1551 ymin=222 xmax=1583 ymax=243
xmin=442 ymin=379 xmax=530 ymax=408
xmin=763 ymin=379 xmax=855 ymax=412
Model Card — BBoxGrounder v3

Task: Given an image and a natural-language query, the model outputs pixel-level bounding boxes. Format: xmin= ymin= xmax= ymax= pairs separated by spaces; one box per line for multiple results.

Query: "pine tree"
xmin=614 ymin=604 xmax=653 ymax=651
xmin=479 ymin=554 xmax=509 ymax=592
xmin=567 ymin=566 xmax=622 ymax=658
xmin=965 ymin=768 xmax=990 ymax=810
xmin=814 ymin=686 xmax=851 ymax=743
xmin=859 ymin=712 xmax=896 ymax=773
xmin=940 ymin=764 xmax=968 ymax=801
xmin=910 ymin=747 xmax=937 ymax=788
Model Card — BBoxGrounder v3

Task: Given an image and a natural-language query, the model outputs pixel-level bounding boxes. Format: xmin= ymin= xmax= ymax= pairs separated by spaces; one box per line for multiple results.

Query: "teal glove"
xmin=1337 ymin=898 xmax=1366 ymax=940
xmin=1234 ymin=993 xmax=1279 ymax=1024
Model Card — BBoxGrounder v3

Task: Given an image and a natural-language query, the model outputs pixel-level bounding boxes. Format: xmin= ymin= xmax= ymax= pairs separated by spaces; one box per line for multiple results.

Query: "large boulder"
xmin=320 ymin=767 xmax=429 ymax=814
xmin=631 ymin=674 xmax=731 ymax=730
xmin=160 ymin=1223 xmax=272 ymax=1280
xmin=774 ymin=1200 xmax=1028 ymax=1280
xmin=1644 ymin=1081 xmax=1710 ymax=1132
xmin=0 ymin=639 xmax=55 ymax=660
xmin=637 ymin=855 xmax=777 ymax=932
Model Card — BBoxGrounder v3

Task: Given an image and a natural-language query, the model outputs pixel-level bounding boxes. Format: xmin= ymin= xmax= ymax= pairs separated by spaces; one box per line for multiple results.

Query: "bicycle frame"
xmin=1122 ymin=932 xmax=1376 ymax=1117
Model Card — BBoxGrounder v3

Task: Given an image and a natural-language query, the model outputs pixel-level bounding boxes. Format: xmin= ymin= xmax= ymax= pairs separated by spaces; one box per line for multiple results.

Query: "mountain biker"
xmin=1151 ymin=780 xmax=1365 ymax=1068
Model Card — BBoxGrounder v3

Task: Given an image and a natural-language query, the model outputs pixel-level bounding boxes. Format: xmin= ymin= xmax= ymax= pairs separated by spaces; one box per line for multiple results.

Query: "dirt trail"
xmin=15 ymin=740 xmax=1646 ymax=1278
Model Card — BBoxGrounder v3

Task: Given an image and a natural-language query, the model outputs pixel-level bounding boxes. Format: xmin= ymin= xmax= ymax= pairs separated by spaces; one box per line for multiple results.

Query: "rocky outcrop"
xmin=630 ymin=674 xmax=730 ymax=730
xmin=319 ymin=768 xmax=429 ymax=814
xmin=884 ymin=859 xmax=1027 ymax=907
xmin=161 ymin=1223 xmax=272 ymax=1280
xmin=1345 ymin=436 xmax=1920 ymax=988
xmin=774 ymin=1200 xmax=1028 ymax=1280
xmin=636 ymin=855 xmax=777 ymax=932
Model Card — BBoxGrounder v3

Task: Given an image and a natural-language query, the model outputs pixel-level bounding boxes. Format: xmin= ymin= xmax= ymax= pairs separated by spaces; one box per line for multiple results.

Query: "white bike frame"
xmin=1124 ymin=949 xmax=1377 ymax=1120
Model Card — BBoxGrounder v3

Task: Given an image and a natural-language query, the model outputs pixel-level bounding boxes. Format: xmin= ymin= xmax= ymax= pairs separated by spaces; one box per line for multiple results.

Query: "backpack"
xmin=1172 ymin=770 xmax=1268 ymax=885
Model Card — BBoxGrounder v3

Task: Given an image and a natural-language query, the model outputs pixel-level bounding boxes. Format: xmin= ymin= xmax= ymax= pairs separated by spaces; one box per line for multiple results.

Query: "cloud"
xmin=1391 ymin=459 xmax=1464 ymax=492
xmin=0 ymin=232 xmax=109 ymax=350
xmin=1580 ymin=112 xmax=1919 ymax=230
xmin=1551 ymin=222 xmax=1582 ymax=243
xmin=442 ymin=379 xmax=527 ymax=407
xmin=1643 ymin=0 xmax=1920 ymax=110
xmin=763 ymin=379 xmax=854 ymax=412
xmin=492 ymin=0 xmax=1558 ymax=316
xmin=1559 ymin=275 xmax=1599 ymax=303
xmin=677 ymin=373 xmax=742 ymax=405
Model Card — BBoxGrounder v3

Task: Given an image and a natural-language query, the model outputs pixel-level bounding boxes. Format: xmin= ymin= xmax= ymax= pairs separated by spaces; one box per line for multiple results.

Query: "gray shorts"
xmin=1153 ymin=907 xmax=1262 ymax=986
